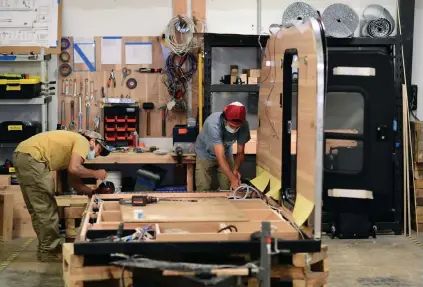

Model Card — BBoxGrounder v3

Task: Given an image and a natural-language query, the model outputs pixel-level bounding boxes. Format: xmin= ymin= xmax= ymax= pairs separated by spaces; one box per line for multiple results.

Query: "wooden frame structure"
xmin=67 ymin=18 xmax=327 ymax=286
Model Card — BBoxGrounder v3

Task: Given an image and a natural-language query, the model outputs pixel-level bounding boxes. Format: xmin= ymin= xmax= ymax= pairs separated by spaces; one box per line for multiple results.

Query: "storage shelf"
xmin=0 ymin=54 xmax=51 ymax=62
xmin=210 ymin=84 xmax=259 ymax=93
xmin=326 ymin=37 xmax=397 ymax=47
xmin=0 ymin=96 xmax=52 ymax=105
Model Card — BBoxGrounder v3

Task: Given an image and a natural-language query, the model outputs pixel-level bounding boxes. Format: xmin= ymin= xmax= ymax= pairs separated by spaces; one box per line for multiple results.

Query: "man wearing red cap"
xmin=195 ymin=102 xmax=251 ymax=191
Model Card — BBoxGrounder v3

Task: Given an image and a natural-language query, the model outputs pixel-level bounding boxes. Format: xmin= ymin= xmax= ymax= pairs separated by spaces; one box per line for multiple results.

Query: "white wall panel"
xmin=413 ymin=2 xmax=423 ymax=119
xmin=206 ymin=0 xmax=257 ymax=34
xmin=62 ymin=0 xmax=172 ymax=37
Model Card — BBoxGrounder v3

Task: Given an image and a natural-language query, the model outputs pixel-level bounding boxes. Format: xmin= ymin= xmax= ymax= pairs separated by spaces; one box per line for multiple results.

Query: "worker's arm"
xmin=68 ymin=153 xmax=106 ymax=180
xmin=214 ymin=144 xmax=240 ymax=189
xmin=233 ymin=144 xmax=246 ymax=178
xmin=68 ymin=172 xmax=94 ymax=197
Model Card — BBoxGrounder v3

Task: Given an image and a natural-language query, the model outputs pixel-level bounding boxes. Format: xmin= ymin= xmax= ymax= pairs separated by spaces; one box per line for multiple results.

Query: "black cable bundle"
xmin=162 ymin=52 xmax=198 ymax=111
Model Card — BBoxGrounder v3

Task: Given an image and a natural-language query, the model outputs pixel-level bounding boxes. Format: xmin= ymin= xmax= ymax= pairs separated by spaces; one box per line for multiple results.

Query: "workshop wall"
xmin=413 ymin=3 xmax=423 ymax=120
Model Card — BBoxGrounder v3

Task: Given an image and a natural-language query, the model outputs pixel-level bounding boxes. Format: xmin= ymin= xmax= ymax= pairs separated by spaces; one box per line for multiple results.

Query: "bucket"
xmin=105 ymin=171 xmax=122 ymax=193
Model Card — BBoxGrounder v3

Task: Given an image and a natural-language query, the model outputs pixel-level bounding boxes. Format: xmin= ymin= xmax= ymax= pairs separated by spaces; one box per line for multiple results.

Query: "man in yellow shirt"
xmin=13 ymin=130 xmax=110 ymax=262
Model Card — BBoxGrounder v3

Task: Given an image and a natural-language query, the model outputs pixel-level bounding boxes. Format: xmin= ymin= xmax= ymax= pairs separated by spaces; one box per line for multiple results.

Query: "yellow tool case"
xmin=0 ymin=76 xmax=41 ymax=99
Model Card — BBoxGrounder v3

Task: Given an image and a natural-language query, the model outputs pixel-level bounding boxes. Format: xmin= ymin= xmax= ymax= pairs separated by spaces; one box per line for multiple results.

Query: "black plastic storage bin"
xmin=0 ymin=77 xmax=41 ymax=99
xmin=0 ymin=121 xmax=41 ymax=143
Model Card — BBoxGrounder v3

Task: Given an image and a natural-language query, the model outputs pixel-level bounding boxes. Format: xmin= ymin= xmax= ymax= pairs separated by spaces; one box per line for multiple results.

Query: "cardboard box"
xmin=248 ymin=77 xmax=259 ymax=84
xmin=231 ymin=75 xmax=237 ymax=85
xmin=249 ymin=69 xmax=260 ymax=78
xmin=230 ymin=65 xmax=239 ymax=76
xmin=240 ymin=74 xmax=247 ymax=84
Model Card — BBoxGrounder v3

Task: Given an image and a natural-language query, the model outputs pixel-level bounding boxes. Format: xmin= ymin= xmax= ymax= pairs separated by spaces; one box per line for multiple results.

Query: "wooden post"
xmin=0 ymin=193 xmax=14 ymax=241
xmin=186 ymin=163 xmax=194 ymax=192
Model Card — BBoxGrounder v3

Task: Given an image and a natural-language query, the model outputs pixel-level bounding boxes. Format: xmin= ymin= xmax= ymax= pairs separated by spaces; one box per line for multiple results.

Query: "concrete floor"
xmin=0 ymin=235 xmax=423 ymax=287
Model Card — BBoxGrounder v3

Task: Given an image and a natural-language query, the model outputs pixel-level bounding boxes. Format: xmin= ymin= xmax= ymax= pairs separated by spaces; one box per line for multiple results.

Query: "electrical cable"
xmin=162 ymin=15 xmax=205 ymax=56
xmin=162 ymin=52 xmax=198 ymax=110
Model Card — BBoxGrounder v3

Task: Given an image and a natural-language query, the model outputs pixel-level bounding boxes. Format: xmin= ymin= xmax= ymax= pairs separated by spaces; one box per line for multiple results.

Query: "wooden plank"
xmin=120 ymin=198 xmax=248 ymax=223
xmin=0 ymin=185 xmax=36 ymax=238
xmin=0 ymin=193 xmax=14 ymax=241
xmin=257 ymin=22 xmax=320 ymax=226
xmin=84 ymin=152 xmax=195 ymax=164
xmin=64 ymin=207 xmax=86 ymax=219
xmin=413 ymin=121 xmax=423 ymax=163
xmin=417 ymin=206 xmax=423 ymax=223
xmin=0 ymin=175 xmax=11 ymax=186
xmin=293 ymin=245 xmax=328 ymax=267
xmin=173 ymin=0 xmax=187 ymax=16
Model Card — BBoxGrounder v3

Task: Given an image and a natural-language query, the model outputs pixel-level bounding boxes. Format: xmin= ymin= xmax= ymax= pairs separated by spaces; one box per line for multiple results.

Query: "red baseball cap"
xmin=223 ymin=102 xmax=246 ymax=126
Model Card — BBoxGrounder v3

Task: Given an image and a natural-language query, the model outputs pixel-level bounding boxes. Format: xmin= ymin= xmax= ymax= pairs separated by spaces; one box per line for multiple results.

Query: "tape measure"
xmin=60 ymin=51 xmax=70 ymax=63
xmin=59 ymin=63 xmax=73 ymax=77
xmin=61 ymin=37 xmax=71 ymax=50
xmin=126 ymin=78 xmax=138 ymax=89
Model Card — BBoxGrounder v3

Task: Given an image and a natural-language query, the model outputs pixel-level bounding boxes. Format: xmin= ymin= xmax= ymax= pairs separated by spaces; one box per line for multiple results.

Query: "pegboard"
xmin=57 ymin=36 xmax=195 ymax=138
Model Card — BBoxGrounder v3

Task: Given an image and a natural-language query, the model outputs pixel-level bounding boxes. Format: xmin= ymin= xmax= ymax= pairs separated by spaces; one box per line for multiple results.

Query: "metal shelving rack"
xmin=0 ymin=48 xmax=53 ymax=134
xmin=203 ymin=33 xmax=269 ymax=121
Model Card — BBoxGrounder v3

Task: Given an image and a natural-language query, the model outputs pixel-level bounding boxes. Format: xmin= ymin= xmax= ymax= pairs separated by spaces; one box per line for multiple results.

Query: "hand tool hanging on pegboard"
xmin=73 ymin=79 xmax=77 ymax=98
xmin=121 ymin=67 xmax=131 ymax=86
xmin=90 ymin=81 xmax=95 ymax=102
xmin=322 ymin=3 xmax=359 ymax=38
xmin=69 ymin=100 xmax=76 ymax=130
xmin=86 ymin=103 xmax=90 ymax=131
xmin=136 ymin=68 xmax=162 ymax=73
xmin=61 ymin=79 xmax=65 ymax=96
xmin=107 ymin=70 xmax=116 ymax=88
xmin=143 ymin=103 xmax=154 ymax=136
xmin=84 ymin=78 xmax=89 ymax=101
xmin=159 ymin=105 xmax=167 ymax=136
xmin=93 ymin=115 xmax=100 ymax=133
xmin=78 ymin=81 xmax=83 ymax=133
xmin=60 ymin=100 xmax=66 ymax=130
xmin=69 ymin=78 xmax=73 ymax=96
xmin=65 ymin=79 xmax=69 ymax=96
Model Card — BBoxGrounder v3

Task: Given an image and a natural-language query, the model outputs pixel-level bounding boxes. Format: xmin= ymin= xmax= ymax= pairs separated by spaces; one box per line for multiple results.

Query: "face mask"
xmin=87 ymin=148 xmax=95 ymax=160
xmin=225 ymin=125 xmax=239 ymax=134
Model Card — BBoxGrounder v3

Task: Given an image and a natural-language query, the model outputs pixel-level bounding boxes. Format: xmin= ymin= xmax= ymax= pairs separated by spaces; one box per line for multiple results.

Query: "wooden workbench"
xmin=85 ymin=152 xmax=196 ymax=192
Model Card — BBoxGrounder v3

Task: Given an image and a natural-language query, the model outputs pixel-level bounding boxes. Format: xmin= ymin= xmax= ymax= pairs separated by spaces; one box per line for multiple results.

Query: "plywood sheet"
xmin=257 ymin=22 xmax=321 ymax=226
xmin=120 ymin=198 xmax=248 ymax=222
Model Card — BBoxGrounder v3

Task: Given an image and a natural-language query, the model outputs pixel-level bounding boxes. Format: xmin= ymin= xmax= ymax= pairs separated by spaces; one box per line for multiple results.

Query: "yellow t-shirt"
xmin=14 ymin=130 xmax=90 ymax=171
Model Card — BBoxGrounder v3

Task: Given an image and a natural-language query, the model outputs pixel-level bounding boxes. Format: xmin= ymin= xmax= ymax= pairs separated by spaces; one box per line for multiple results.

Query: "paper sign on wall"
xmin=73 ymin=37 xmax=96 ymax=72
xmin=125 ymin=42 xmax=153 ymax=65
xmin=101 ymin=37 xmax=122 ymax=65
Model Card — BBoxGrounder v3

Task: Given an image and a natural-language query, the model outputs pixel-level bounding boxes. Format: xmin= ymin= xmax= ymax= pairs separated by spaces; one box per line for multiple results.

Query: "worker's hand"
xmin=233 ymin=170 xmax=241 ymax=180
xmin=230 ymin=177 xmax=241 ymax=191
xmin=94 ymin=169 xmax=107 ymax=180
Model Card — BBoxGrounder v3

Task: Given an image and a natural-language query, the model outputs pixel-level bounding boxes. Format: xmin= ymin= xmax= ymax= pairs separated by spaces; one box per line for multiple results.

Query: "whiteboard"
xmin=0 ymin=0 xmax=59 ymax=47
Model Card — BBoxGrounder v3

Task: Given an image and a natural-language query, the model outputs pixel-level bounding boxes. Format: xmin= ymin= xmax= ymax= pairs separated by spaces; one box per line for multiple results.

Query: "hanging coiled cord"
xmin=163 ymin=15 xmax=204 ymax=56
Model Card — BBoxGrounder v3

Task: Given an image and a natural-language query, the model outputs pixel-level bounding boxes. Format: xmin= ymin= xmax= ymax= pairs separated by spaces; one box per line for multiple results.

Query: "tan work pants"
xmin=13 ymin=152 xmax=62 ymax=253
xmin=195 ymin=156 xmax=234 ymax=191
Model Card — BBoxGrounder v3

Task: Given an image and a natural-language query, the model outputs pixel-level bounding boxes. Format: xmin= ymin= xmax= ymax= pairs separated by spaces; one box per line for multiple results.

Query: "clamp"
xmin=107 ymin=70 xmax=116 ymax=88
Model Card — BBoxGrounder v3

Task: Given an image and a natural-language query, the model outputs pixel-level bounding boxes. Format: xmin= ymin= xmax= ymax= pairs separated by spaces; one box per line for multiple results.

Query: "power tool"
xmin=119 ymin=195 xmax=197 ymax=206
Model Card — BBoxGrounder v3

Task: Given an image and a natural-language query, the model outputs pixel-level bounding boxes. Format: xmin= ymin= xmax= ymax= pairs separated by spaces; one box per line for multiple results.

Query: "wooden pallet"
xmin=63 ymin=243 xmax=132 ymax=287
xmin=248 ymin=245 xmax=328 ymax=287
xmin=58 ymin=201 xmax=88 ymax=242
xmin=63 ymin=243 xmax=328 ymax=287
